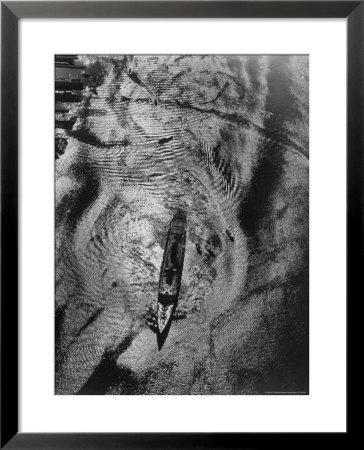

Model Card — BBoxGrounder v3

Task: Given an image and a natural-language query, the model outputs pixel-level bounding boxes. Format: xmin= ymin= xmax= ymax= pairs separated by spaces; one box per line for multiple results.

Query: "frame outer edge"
xmin=347 ymin=2 xmax=363 ymax=435
xmin=348 ymin=3 xmax=364 ymax=237
xmin=1 ymin=0 xmax=358 ymax=447
xmin=1 ymin=3 xmax=19 ymax=449
xmin=2 ymin=1 xmax=362 ymax=19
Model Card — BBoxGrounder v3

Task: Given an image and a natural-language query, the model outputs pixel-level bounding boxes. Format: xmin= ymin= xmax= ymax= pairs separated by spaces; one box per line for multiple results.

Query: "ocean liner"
xmin=156 ymin=211 xmax=187 ymax=349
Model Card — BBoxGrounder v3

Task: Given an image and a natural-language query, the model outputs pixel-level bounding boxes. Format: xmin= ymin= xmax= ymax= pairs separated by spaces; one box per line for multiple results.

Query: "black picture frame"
xmin=1 ymin=1 xmax=357 ymax=448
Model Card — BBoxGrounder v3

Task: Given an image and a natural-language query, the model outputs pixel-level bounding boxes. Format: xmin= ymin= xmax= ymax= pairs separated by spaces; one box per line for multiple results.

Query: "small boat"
xmin=156 ymin=211 xmax=187 ymax=349
xmin=225 ymin=229 xmax=234 ymax=242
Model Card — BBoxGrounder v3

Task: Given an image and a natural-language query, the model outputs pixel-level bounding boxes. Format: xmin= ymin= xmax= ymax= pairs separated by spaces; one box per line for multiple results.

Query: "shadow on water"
xmin=55 ymin=304 xmax=66 ymax=373
xmin=77 ymin=335 xmax=140 ymax=395
xmin=239 ymin=56 xmax=292 ymax=241
xmin=77 ymin=357 xmax=141 ymax=395
xmin=237 ymin=56 xmax=309 ymax=393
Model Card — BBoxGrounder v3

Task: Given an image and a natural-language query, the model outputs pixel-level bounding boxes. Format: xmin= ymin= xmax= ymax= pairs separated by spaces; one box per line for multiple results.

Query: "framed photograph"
xmin=1 ymin=1 xmax=355 ymax=447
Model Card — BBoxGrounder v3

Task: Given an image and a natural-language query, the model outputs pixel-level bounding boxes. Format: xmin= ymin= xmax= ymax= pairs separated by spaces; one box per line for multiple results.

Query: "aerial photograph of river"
xmin=55 ymin=55 xmax=309 ymax=395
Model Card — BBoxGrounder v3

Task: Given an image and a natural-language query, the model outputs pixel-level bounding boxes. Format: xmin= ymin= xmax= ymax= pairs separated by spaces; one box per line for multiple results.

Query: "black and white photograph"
xmin=55 ymin=54 xmax=309 ymax=395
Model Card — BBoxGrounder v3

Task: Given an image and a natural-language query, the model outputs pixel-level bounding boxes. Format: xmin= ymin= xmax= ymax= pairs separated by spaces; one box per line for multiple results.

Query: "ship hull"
xmin=157 ymin=211 xmax=187 ymax=349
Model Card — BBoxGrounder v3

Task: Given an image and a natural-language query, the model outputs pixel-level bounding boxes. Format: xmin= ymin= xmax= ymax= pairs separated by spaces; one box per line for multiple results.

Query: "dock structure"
xmin=55 ymin=106 xmax=69 ymax=113
xmin=55 ymin=117 xmax=76 ymax=131
xmin=54 ymin=56 xmax=84 ymax=159
xmin=55 ymin=91 xmax=82 ymax=103
xmin=55 ymin=137 xmax=68 ymax=159
xmin=55 ymin=80 xmax=84 ymax=91
xmin=55 ymin=54 xmax=85 ymax=111
xmin=55 ymin=55 xmax=79 ymax=66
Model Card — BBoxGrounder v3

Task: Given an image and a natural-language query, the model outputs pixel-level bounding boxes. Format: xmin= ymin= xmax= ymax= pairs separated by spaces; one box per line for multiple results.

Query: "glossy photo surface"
xmin=55 ymin=55 xmax=309 ymax=395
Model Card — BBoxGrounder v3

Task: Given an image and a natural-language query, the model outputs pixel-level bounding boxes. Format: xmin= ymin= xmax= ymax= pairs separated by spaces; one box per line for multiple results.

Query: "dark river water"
xmin=55 ymin=55 xmax=309 ymax=395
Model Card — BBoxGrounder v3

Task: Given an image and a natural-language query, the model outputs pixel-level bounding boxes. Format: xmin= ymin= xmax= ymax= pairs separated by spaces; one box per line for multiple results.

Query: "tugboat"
xmin=156 ymin=211 xmax=187 ymax=350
